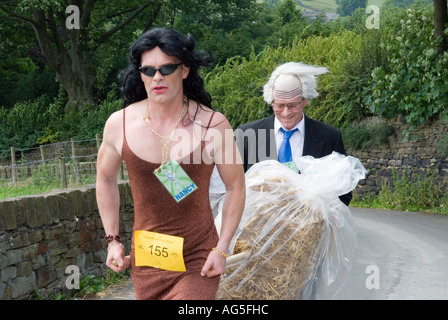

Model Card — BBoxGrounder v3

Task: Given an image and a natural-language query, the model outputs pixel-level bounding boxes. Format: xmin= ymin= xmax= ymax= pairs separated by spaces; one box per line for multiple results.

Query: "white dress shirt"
xmin=274 ymin=115 xmax=305 ymax=170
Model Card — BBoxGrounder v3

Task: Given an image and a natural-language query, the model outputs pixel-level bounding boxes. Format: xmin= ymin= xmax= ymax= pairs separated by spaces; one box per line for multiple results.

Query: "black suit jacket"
xmin=235 ymin=114 xmax=352 ymax=206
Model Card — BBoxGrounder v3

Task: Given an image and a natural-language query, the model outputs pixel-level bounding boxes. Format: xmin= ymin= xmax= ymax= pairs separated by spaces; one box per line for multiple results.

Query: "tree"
xmin=173 ymin=0 xmax=274 ymax=64
xmin=434 ymin=0 xmax=448 ymax=53
xmin=336 ymin=0 xmax=368 ymax=17
xmin=276 ymin=0 xmax=302 ymax=25
xmin=0 ymin=0 xmax=161 ymax=110
xmin=0 ymin=17 xmax=59 ymax=108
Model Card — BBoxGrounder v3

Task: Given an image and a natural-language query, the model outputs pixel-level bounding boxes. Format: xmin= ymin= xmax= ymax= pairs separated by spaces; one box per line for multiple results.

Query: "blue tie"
xmin=278 ymin=128 xmax=298 ymax=163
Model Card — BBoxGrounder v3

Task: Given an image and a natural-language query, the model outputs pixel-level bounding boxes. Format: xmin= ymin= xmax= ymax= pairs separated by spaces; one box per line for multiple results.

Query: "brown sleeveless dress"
xmin=122 ymin=108 xmax=220 ymax=300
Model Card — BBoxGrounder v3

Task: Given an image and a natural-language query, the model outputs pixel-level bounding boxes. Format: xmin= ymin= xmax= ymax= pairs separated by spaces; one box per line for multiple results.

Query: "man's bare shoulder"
xmin=196 ymin=106 xmax=231 ymax=130
xmin=105 ymin=108 xmax=123 ymax=126
xmin=102 ymin=108 xmax=124 ymax=143
xmin=210 ymin=110 xmax=228 ymax=124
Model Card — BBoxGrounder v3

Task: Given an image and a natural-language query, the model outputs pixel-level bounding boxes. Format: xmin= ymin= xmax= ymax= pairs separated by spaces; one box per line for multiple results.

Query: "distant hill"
xmin=296 ymin=0 xmax=385 ymax=13
xmin=292 ymin=0 xmax=385 ymax=21
xmin=262 ymin=0 xmax=385 ymax=14
xmin=297 ymin=0 xmax=337 ymax=13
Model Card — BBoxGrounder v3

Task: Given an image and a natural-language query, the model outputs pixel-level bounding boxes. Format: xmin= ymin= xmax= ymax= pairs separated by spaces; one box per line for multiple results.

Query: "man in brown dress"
xmin=96 ymin=27 xmax=245 ymax=299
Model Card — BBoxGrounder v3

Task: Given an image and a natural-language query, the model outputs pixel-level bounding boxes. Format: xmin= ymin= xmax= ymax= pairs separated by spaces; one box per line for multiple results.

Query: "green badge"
xmin=283 ymin=161 xmax=297 ymax=172
xmin=154 ymin=160 xmax=198 ymax=202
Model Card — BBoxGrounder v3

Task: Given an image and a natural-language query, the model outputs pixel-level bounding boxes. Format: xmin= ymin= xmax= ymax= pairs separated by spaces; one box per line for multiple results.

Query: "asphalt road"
xmin=335 ymin=207 xmax=448 ymax=300
xmin=94 ymin=207 xmax=448 ymax=300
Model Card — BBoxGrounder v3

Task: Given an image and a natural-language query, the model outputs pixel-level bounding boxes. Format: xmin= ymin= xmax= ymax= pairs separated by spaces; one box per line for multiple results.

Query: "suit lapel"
xmin=303 ymin=116 xmax=324 ymax=157
xmin=262 ymin=115 xmax=277 ymax=161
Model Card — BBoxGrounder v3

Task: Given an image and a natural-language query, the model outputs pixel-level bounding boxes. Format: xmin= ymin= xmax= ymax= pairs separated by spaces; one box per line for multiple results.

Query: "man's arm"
xmin=96 ymin=111 xmax=129 ymax=272
xmin=201 ymin=113 xmax=245 ymax=277
xmin=334 ymin=129 xmax=347 ymax=156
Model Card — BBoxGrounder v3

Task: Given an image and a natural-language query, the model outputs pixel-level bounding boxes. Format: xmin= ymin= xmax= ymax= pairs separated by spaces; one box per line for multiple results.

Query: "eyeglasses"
xmin=271 ymin=101 xmax=303 ymax=111
xmin=139 ymin=63 xmax=183 ymax=77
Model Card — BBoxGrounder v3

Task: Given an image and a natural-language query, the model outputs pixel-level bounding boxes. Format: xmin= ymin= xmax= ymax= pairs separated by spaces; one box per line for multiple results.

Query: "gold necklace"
xmin=143 ymin=97 xmax=188 ymax=171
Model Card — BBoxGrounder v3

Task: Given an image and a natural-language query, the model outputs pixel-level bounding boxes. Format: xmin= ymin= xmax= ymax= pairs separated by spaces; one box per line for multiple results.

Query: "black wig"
xmin=118 ymin=27 xmax=215 ymax=108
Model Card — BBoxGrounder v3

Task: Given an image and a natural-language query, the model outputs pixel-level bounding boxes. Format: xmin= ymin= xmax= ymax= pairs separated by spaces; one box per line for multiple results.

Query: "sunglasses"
xmin=139 ymin=63 xmax=183 ymax=77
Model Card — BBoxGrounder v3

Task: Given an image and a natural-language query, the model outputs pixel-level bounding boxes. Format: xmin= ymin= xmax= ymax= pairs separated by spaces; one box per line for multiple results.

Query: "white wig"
xmin=263 ymin=62 xmax=329 ymax=104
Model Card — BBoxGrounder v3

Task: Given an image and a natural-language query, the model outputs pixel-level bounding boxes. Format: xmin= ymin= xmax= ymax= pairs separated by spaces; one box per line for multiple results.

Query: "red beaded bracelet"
xmin=105 ymin=234 xmax=121 ymax=243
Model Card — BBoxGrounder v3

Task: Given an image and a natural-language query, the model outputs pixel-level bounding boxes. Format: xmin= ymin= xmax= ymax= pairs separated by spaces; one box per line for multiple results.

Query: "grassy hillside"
xmin=297 ymin=0 xmax=385 ymax=13
xmin=298 ymin=0 xmax=337 ymax=12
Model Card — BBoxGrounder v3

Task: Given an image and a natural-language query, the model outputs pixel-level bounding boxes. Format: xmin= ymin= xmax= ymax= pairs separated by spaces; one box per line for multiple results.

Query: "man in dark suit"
xmin=234 ymin=62 xmax=352 ymax=206
xmin=210 ymin=62 xmax=355 ymax=300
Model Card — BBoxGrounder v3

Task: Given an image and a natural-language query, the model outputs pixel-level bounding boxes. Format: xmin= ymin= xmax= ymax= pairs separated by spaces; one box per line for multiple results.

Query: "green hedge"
xmin=0 ymin=92 xmax=121 ymax=153
xmin=206 ymin=30 xmax=377 ymax=128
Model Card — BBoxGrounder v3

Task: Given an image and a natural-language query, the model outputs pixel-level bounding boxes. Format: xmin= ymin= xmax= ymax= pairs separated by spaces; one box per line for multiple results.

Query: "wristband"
xmin=212 ymin=247 xmax=230 ymax=258
xmin=105 ymin=234 xmax=121 ymax=243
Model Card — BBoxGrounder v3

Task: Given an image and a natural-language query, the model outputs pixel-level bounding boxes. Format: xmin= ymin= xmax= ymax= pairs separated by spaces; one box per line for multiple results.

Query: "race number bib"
xmin=134 ymin=230 xmax=186 ymax=272
xmin=154 ymin=160 xmax=198 ymax=202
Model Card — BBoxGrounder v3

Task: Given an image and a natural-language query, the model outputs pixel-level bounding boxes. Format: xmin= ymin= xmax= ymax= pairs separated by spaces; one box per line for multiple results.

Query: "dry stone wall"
xmin=348 ymin=117 xmax=448 ymax=197
xmin=0 ymin=182 xmax=134 ymax=300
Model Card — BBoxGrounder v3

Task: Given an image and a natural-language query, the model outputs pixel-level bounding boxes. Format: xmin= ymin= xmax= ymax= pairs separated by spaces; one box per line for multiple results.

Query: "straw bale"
xmin=217 ymin=176 xmax=325 ymax=300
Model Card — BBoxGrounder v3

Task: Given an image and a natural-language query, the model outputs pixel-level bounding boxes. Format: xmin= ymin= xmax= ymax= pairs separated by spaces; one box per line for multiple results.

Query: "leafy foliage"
xmin=0 ymin=91 xmax=121 ymax=152
xmin=366 ymin=3 xmax=448 ymax=126
xmin=1 ymin=0 xmax=447 ymax=153
xmin=341 ymin=120 xmax=395 ymax=150
xmin=353 ymin=167 xmax=448 ymax=214
xmin=206 ymin=29 xmax=378 ymax=128
xmin=0 ymin=94 xmax=54 ymax=151
xmin=377 ymin=168 xmax=446 ymax=212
